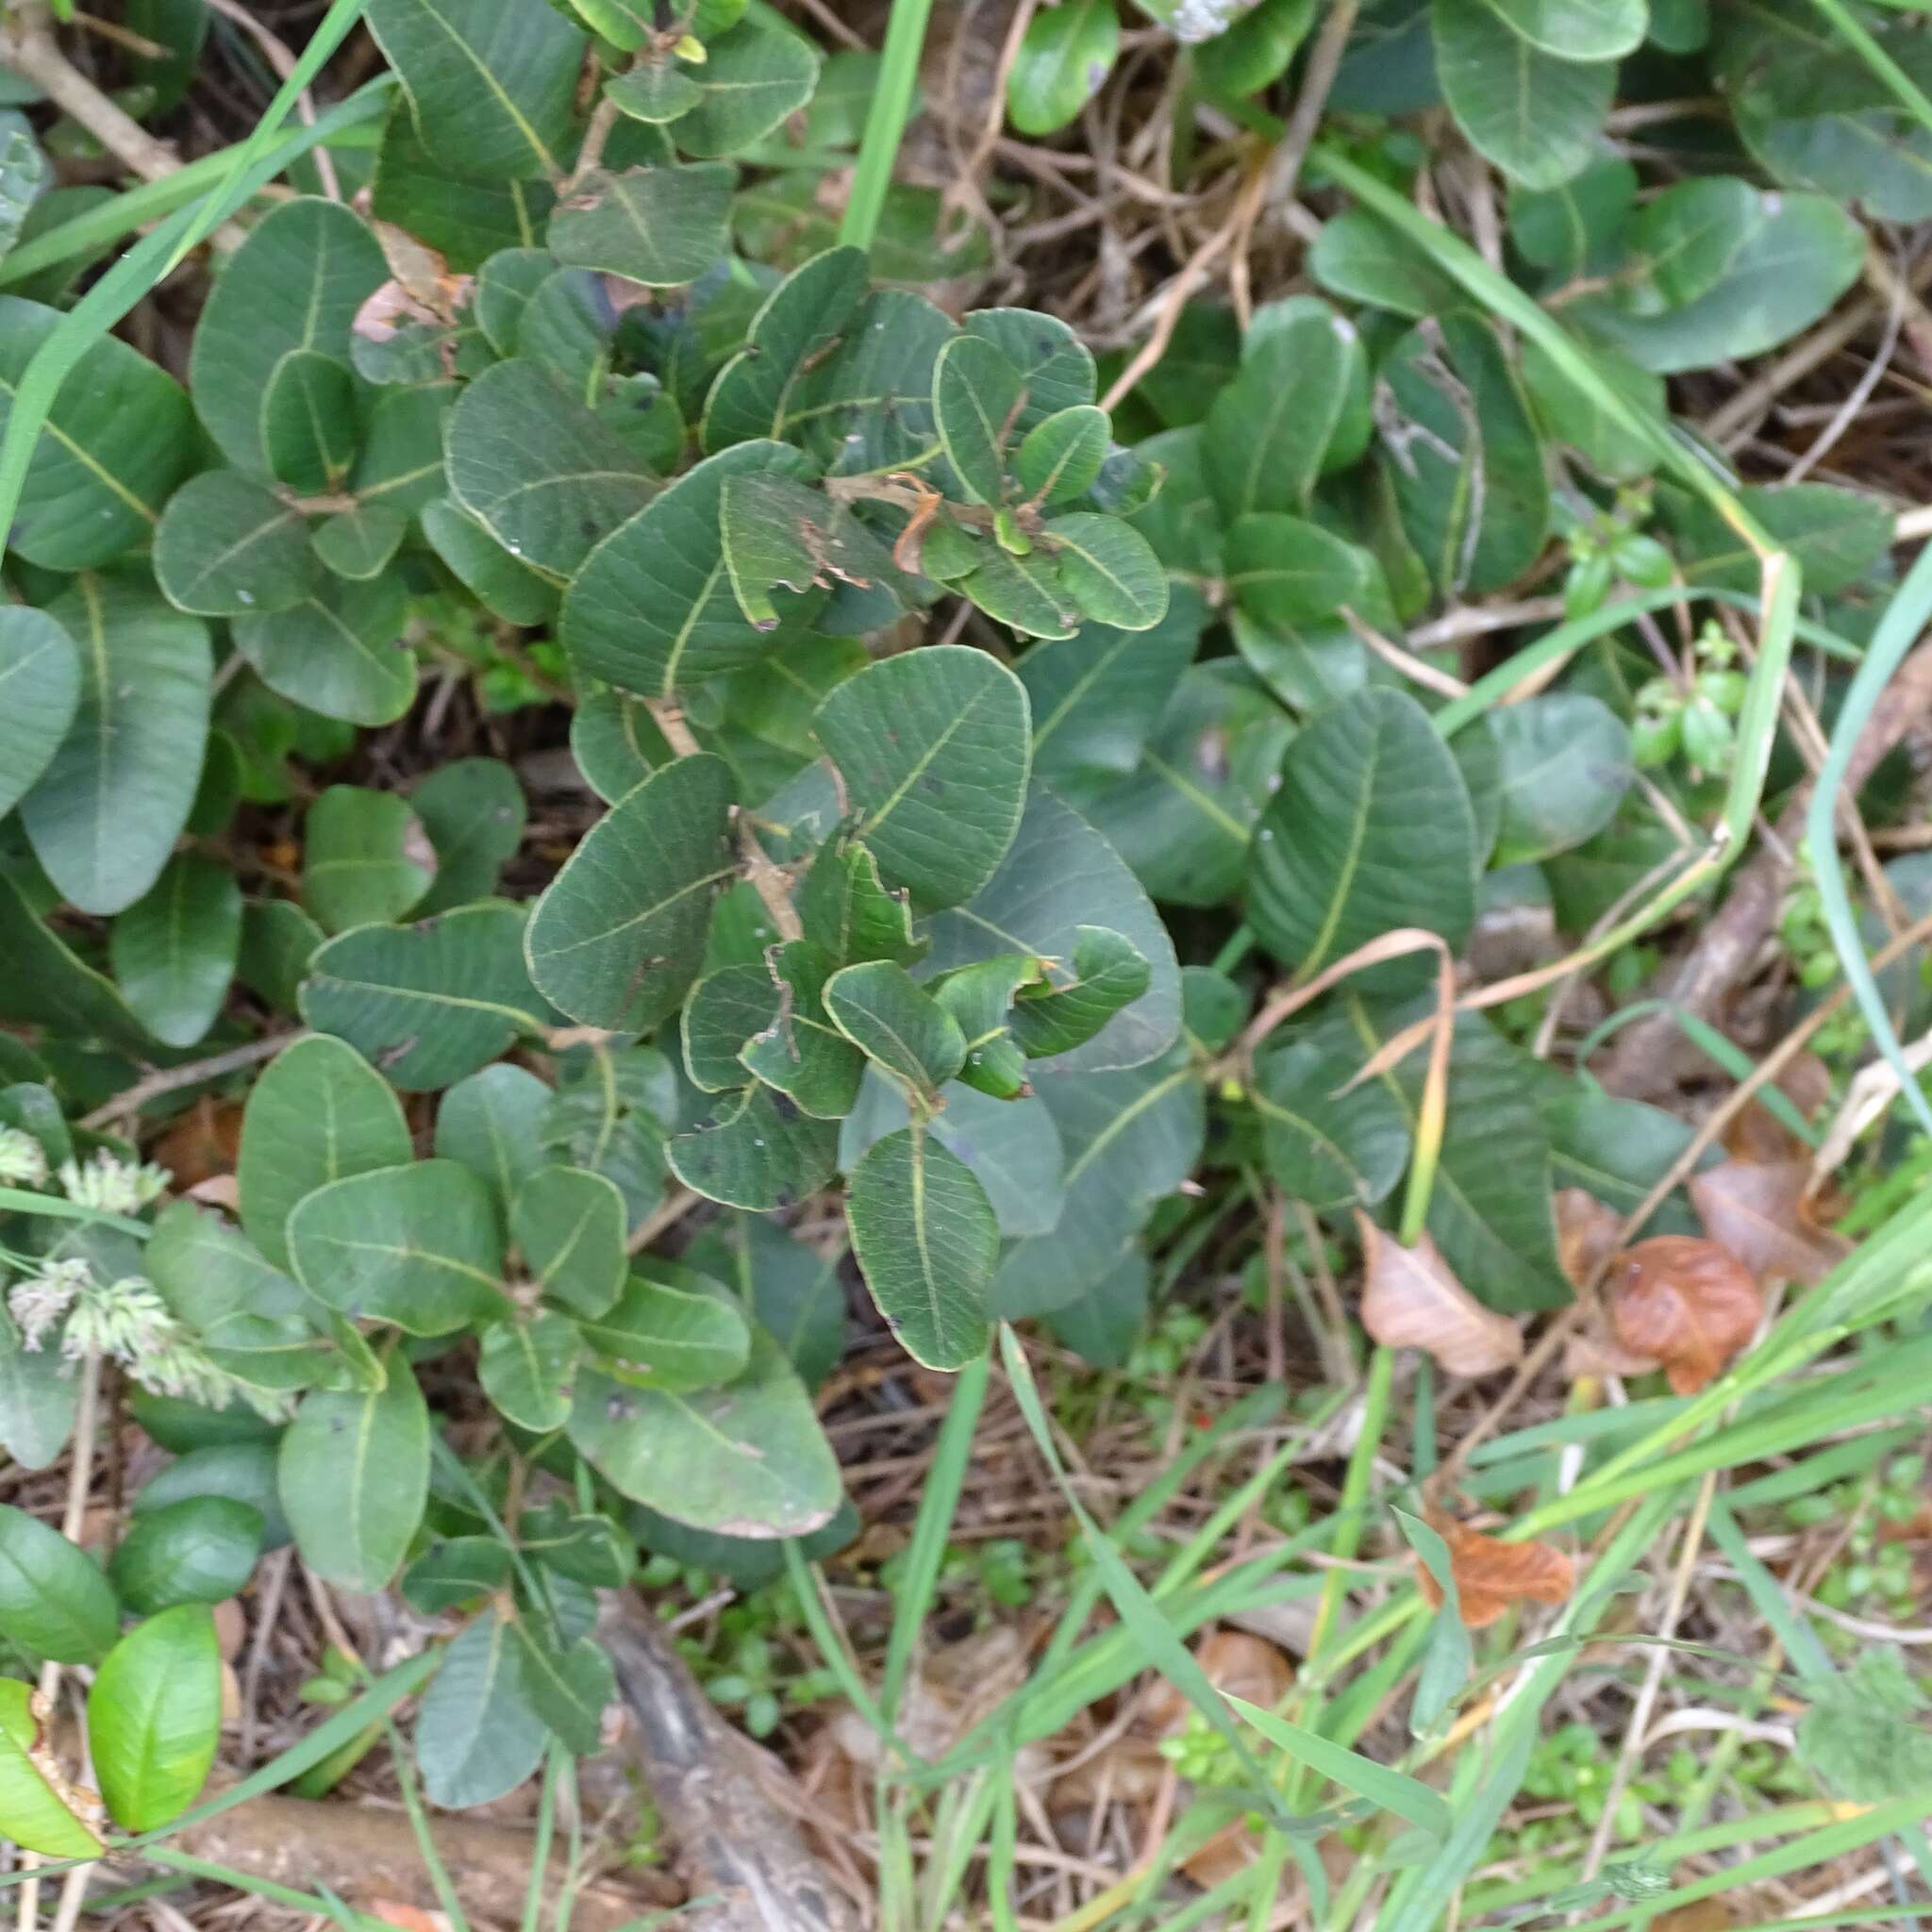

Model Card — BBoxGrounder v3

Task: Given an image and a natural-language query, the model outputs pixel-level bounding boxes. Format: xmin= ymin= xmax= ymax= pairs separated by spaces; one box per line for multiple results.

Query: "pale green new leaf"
xmin=87 ymin=1607 xmax=222 ymax=1832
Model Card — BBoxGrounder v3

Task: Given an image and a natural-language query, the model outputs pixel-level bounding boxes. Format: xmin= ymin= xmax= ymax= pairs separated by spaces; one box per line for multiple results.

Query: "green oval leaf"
xmin=233 ymin=570 xmax=416 ymax=727
xmin=511 ymin=1165 xmax=627 ymax=1318
xmin=154 ymin=471 xmax=316 ymax=619
xmin=525 ymin=754 xmax=737 ymax=1031
xmin=278 ymin=1354 xmax=430 ymax=1591
xmin=1007 ymin=0 xmax=1119 ymax=136
xmin=414 ymin=1610 xmax=546 ymax=1809
xmin=0 ymin=607 xmax=79 ymax=824
xmin=847 ymin=1124 xmax=996 ymax=1371
xmin=108 ymin=1499 xmax=263 ymax=1615
xmin=87 ymin=1605 xmax=222 ymax=1832
xmin=108 ymin=853 xmax=242 ymax=1049
xmin=813 ymin=646 xmax=1031 ymax=912
xmin=0 ymin=1679 xmax=104 ymax=1857
xmin=548 ymin=164 xmax=736 ymax=289
xmin=0 ymin=1503 xmax=119 ymax=1664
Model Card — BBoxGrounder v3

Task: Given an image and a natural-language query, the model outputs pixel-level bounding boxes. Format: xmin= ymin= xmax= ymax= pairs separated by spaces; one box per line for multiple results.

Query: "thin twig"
xmin=200 ymin=0 xmax=340 ymax=199
xmin=79 ymin=1031 xmax=302 ymax=1133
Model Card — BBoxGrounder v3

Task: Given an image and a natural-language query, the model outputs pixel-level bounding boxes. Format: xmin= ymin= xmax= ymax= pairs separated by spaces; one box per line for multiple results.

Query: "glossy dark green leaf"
xmin=512 ymin=1165 xmax=628 ymax=1318
xmin=108 ymin=1499 xmax=262 ymax=1614
xmin=109 ymin=853 xmax=242 ymax=1048
xmin=1248 ymin=688 xmax=1477 ymax=994
xmin=445 ymin=358 xmax=656 ymax=579
xmin=367 ymin=0 xmax=586 ymax=178
xmin=525 ymin=754 xmax=736 ymax=1030
xmin=847 ymin=1124 xmax=995 ymax=1371
xmin=291 ymin=1159 xmax=509 ymax=1335
xmin=1007 ymin=0 xmax=1119 ymax=135
xmin=569 ymin=444 xmax=820 ymax=695
xmin=549 ymin=165 xmax=736 ymax=287
xmin=278 ymin=1354 xmax=430 ymax=1591
xmin=0 ymin=1503 xmax=119 ymax=1662
xmin=302 ymin=786 xmax=435 ymax=934
xmin=238 ymin=1035 xmax=411 ymax=1270
xmin=921 ymin=784 xmax=1180 ymax=1073
xmin=578 ymin=1267 xmax=750 ymax=1391
xmin=567 ymin=1328 xmax=840 ymax=1536
xmin=154 ymin=472 xmax=315 ymax=618
xmin=300 ymin=903 xmax=549 ymax=1091
xmin=930 ymin=955 xmax=1034 ymax=1100
xmin=233 ymin=570 xmax=416 ymax=727
xmin=88 ymin=1606 xmax=221 ymax=1831
xmin=0 ymin=293 xmax=198 ymax=568
xmin=414 ymin=1610 xmax=546 ymax=1808
xmin=189 ymin=199 xmax=386 ymax=475
xmin=814 ymin=646 xmax=1031 ymax=911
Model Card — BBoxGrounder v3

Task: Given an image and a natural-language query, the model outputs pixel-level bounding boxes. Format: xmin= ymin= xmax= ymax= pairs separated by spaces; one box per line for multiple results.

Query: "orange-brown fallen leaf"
xmin=1356 ymin=1213 xmax=1523 ymax=1376
xmin=1689 ymin=1158 xmax=1847 ymax=1288
xmin=1723 ymin=1053 xmax=1831 ymax=1164
xmin=1608 ymin=1236 xmax=1761 ymax=1394
xmin=1555 ymin=1187 xmax=1624 ymax=1291
xmin=1416 ymin=1511 xmax=1574 ymax=1628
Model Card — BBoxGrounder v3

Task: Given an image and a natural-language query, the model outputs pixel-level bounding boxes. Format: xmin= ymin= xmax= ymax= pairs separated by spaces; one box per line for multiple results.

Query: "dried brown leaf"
xmin=1357 ymin=1213 xmax=1523 ymax=1376
xmin=1562 ymin=1314 xmax=1660 ymax=1381
xmin=1724 ymin=1054 xmax=1831 ymax=1164
xmin=1555 ymin=1187 xmax=1624 ymax=1291
xmin=1608 ymin=1236 xmax=1761 ymax=1394
xmin=1690 ymin=1158 xmax=1848 ymax=1288
xmin=1414 ymin=1511 xmax=1574 ymax=1628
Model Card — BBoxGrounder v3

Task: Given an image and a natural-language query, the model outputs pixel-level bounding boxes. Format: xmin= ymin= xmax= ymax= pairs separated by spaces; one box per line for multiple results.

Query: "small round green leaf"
xmin=1007 ymin=0 xmax=1119 ymax=136
xmin=154 ymin=471 xmax=316 ymax=619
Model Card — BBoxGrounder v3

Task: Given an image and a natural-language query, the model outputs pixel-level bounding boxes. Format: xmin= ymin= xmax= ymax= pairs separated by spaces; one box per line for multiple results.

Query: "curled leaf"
xmin=1554 ymin=1186 xmax=1623 ymax=1292
xmin=1689 ymin=1158 xmax=1847 ymax=1289
xmin=1608 ymin=1236 xmax=1760 ymax=1394
xmin=1414 ymin=1511 xmax=1573 ymax=1628
xmin=1357 ymin=1212 xmax=1523 ymax=1377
